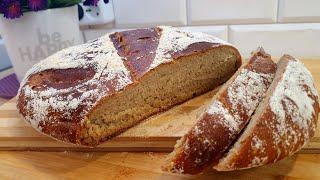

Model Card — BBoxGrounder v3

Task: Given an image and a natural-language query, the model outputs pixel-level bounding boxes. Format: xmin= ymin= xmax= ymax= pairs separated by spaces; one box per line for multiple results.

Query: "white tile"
xmin=229 ymin=23 xmax=320 ymax=58
xmin=180 ymin=26 xmax=228 ymax=41
xmin=113 ymin=0 xmax=187 ymax=28
xmin=188 ymin=0 xmax=277 ymax=25
xmin=278 ymin=0 xmax=320 ymax=23
xmin=82 ymin=29 xmax=121 ymax=42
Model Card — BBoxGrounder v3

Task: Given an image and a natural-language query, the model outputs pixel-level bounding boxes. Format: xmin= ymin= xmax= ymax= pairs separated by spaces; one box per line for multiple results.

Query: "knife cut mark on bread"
xmin=162 ymin=47 xmax=277 ymax=174
xmin=214 ymin=55 xmax=319 ymax=171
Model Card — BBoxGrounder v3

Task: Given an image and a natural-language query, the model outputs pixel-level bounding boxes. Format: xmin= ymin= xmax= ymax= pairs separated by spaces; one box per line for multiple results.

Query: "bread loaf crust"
xmin=214 ymin=55 xmax=319 ymax=171
xmin=162 ymin=48 xmax=276 ymax=174
xmin=17 ymin=26 xmax=241 ymax=145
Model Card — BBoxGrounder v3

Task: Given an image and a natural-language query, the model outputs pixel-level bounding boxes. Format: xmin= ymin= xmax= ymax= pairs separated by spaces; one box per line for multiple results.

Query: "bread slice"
xmin=17 ymin=26 xmax=241 ymax=146
xmin=214 ymin=55 xmax=319 ymax=171
xmin=162 ymin=48 xmax=277 ymax=174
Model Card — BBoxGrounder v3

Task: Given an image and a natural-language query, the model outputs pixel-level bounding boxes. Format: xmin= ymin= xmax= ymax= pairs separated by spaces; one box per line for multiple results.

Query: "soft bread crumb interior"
xmin=81 ymin=47 xmax=240 ymax=145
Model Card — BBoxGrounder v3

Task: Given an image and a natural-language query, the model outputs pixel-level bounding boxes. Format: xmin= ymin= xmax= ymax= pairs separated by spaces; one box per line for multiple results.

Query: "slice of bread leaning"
xmin=214 ymin=55 xmax=319 ymax=171
xmin=162 ymin=48 xmax=277 ymax=174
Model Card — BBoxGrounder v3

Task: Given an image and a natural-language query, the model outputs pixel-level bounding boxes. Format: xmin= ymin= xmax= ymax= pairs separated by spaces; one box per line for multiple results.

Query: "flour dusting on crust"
xmin=207 ymin=101 xmax=240 ymax=133
xmin=268 ymin=58 xmax=319 ymax=158
xmin=215 ymin=57 xmax=319 ymax=171
xmin=150 ymin=26 xmax=229 ymax=69
xmin=19 ymin=34 xmax=132 ymax=129
xmin=206 ymin=68 xmax=274 ymax=135
xmin=270 ymin=59 xmax=318 ymax=131
xmin=228 ymin=69 xmax=274 ymax=117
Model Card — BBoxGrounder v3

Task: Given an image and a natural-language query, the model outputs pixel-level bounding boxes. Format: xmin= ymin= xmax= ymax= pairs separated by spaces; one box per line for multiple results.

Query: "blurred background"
xmin=0 ymin=0 xmax=319 ymax=101
xmin=84 ymin=0 xmax=320 ymax=58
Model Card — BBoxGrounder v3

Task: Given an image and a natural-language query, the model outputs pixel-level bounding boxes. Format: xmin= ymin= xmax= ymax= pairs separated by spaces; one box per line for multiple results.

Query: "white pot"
xmin=0 ymin=5 xmax=83 ymax=81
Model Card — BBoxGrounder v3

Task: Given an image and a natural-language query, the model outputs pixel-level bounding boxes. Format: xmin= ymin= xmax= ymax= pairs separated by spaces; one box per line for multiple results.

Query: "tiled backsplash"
xmin=113 ymin=0 xmax=187 ymax=28
xmin=278 ymin=0 xmax=320 ymax=23
xmin=83 ymin=0 xmax=320 ymax=59
xmin=229 ymin=23 xmax=320 ymax=58
xmin=187 ymin=0 xmax=277 ymax=25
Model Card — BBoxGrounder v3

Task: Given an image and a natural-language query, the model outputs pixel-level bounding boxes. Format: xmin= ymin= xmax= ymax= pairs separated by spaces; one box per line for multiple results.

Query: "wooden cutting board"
xmin=0 ymin=60 xmax=319 ymax=152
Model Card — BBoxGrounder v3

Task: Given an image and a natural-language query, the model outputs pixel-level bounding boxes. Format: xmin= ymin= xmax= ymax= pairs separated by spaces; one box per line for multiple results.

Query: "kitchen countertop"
xmin=0 ymin=99 xmax=7 ymax=106
xmin=0 ymin=151 xmax=319 ymax=179
xmin=0 ymin=60 xmax=319 ymax=179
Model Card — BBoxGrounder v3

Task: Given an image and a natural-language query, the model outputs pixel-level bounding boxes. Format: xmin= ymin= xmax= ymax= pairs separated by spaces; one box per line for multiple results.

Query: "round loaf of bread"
xmin=17 ymin=26 xmax=241 ymax=146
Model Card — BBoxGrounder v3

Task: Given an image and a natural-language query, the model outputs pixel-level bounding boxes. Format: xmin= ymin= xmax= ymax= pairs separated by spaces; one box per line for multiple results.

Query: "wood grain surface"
xmin=0 ymin=60 xmax=319 ymax=179
xmin=0 ymin=152 xmax=320 ymax=179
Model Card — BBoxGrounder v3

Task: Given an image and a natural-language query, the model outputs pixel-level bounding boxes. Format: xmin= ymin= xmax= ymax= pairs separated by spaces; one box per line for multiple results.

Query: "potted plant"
xmin=0 ymin=0 xmax=100 ymax=81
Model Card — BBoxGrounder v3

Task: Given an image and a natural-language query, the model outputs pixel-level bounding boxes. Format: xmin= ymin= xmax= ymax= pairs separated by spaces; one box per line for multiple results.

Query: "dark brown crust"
xmin=27 ymin=67 xmax=96 ymax=91
xmin=247 ymin=47 xmax=276 ymax=74
xmin=163 ymin=48 xmax=276 ymax=174
xmin=110 ymin=28 xmax=161 ymax=79
xmin=171 ymin=42 xmax=218 ymax=58
xmin=17 ymin=27 xmax=242 ymax=146
xmin=214 ymin=55 xmax=319 ymax=171
xmin=17 ymin=72 xmax=121 ymax=144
